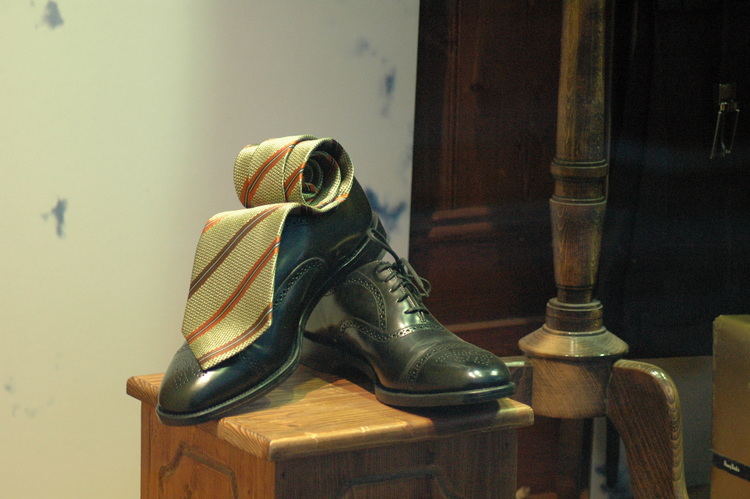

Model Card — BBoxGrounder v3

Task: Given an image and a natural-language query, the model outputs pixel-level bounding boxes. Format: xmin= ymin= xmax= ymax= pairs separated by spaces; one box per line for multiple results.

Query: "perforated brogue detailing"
xmin=405 ymin=341 xmax=460 ymax=384
xmin=342 ymin=320 xmax=441 ymax=342
xmin=340 ymin=272 xmax=387 ymax=330
xmin=429 ymin=344 xmax=495 ymax=367
xmin=165 ymin=344 xmax=206 ymax=392
xmin=391 ymin=322 xmax=441 ymax=338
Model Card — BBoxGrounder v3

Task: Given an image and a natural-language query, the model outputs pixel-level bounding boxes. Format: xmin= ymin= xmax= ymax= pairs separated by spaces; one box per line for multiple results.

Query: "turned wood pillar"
xmin=519 ymin=0 xmax=628 ymax=418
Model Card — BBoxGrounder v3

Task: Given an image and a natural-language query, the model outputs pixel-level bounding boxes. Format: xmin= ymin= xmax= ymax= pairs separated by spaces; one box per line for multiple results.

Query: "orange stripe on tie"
xmin=202 ymin=216 xmax=225 ymax=234
xmin=189 ymin=205 xmax=282 ymax=296
xmin=186 ymin=236 xmax=280 ymax=343
xmin=284 ymin=164 xmax=305 ymax=200
xmin=321 ymin=154 xmax=339 ymax=187
xmin=197 ymin=304 xmax=273 ymax=365
xmin=241 ymin=139 xmax=303 ymax=206
xmin=316 ymin=193 xmax=348 ymax=209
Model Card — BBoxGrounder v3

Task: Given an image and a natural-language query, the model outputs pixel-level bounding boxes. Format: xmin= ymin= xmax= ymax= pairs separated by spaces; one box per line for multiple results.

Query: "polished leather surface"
xmin=303 ymin=259 xmax=516 ymax=406
xmin=157 ymin=180 xmax=384 ymax=425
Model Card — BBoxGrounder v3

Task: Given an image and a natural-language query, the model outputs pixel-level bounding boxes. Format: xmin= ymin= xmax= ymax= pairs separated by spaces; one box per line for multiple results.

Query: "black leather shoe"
xmin=302 ymin=232 xmax=516 ymax=407
xmin=156 ymin=180 xmax=386 ymax=426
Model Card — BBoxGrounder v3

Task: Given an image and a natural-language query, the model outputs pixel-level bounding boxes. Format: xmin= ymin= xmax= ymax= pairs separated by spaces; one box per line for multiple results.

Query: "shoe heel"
xmin=301 ymin=336 xmax=378 ymax=386
xmin=300 ymin=337 xmax=350 ymax=375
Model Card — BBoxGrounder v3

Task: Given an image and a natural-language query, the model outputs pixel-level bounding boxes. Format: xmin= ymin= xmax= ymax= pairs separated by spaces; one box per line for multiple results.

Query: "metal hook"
xmin=710 ymin=83 xmax=740 ymax=160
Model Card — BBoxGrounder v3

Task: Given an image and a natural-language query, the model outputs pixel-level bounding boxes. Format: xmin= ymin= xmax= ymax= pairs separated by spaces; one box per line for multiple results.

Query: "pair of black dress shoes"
xmin=156 ymin=181 xmax=515 ymax=426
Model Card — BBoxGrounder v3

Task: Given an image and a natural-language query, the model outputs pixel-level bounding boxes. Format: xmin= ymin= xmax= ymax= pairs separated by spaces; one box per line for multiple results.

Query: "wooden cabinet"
xmin=127 ymin=368 xmax=532 ymax=498
xmin=410 ymin=0 xmax=561 ymax=350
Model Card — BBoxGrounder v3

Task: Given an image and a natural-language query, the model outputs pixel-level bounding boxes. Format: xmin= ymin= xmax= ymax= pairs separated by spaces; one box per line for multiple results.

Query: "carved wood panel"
xmin=275 ymin=431 xmax=518 ymax=498
xmin=141 ymin=404 xmax=276 ymax=498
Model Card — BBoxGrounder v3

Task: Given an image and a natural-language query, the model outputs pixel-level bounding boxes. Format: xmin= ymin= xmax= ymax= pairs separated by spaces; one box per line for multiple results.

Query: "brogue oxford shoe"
xmin=302 ymin=234 xmax=516 ymax=407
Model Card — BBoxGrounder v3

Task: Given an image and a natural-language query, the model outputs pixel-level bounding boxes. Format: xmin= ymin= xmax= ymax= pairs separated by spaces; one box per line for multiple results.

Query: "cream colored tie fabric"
xmin=182 ymin=135 xmax=354 ymax=369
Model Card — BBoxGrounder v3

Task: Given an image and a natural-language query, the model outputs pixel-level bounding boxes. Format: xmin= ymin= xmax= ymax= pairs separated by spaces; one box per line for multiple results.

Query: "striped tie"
xmin=182 ymin=135 xmax=354 ymax=369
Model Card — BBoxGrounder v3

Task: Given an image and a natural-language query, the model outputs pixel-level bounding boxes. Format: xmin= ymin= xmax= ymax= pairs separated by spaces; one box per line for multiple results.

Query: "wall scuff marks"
xmin=42 ymin=198 xmax=67 ymax=238
xmin=41 ymin=1 xmax=64 ymax=29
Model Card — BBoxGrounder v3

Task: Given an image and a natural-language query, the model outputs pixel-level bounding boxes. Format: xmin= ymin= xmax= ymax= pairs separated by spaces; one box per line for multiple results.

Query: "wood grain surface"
xmin=606 ymin=360 xmax=688 ymax=499
xmin=128 ymin=366 xmax=532 ymax=461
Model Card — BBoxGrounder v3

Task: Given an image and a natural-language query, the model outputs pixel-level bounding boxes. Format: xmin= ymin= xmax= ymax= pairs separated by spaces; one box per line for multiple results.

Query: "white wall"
xmin=0 ymin=2 xmax=418 ymax=497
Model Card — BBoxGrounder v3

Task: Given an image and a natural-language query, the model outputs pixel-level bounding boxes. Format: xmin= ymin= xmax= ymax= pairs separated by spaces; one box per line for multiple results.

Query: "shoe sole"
xmin=155 ymin=213 xmax=387 ymax=426
xmin=300 ymin=336 xmax=517 ymax=407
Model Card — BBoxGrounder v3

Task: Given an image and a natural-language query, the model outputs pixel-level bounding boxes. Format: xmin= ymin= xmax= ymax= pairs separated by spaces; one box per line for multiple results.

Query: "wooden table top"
xmin=127 ymin=366 xmax=533 ymax=461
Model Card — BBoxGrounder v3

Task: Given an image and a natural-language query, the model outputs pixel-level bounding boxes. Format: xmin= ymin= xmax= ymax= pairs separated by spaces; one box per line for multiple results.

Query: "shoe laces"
xmin=366 ymin=228 xmax=431 ymax=315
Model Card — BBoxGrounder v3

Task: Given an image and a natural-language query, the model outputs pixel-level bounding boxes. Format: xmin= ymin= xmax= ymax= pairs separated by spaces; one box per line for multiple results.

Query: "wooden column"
xmin=518 ymin=0 xmax=627 ymax=419
xmin=514 ymin=2 xmax=690 ymax=496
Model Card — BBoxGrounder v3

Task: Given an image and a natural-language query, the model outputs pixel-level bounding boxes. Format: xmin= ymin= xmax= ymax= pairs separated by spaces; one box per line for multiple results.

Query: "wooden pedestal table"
xmin=127 ymin=366 xmax=533 ymax=498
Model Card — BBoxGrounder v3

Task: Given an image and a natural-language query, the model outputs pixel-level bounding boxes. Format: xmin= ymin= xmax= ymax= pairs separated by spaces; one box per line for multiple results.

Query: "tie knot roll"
xmin=233 ymin=135 xmax=354 ymax=212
